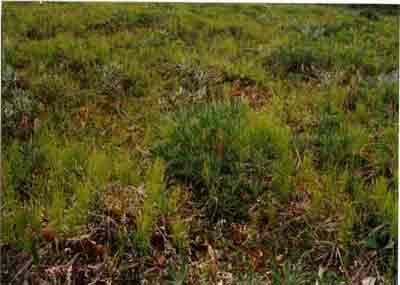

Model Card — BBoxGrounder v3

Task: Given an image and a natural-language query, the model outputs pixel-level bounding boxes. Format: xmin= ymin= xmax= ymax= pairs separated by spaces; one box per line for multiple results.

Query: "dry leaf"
xmin=207 ymin=243 xmax=218 ymax=279
xmin=276 ymin=254 xmax=285 ymax=265
xmin=42 ymin=227 xmax=56 ymax=242
xmin=232 ymin=224 xmax=248 ymax=246
xmin=247 ymin=248 xmax=264 ymax=271
xmin=155 ymin=255 xmax=166 ymax=267
xmin=18 ymin=114 xmax=29 ymax=130
xmin=94 ymin=244 xmax=107 ymax=257
xmin=362 ymin=277 xmax=376 ymax=285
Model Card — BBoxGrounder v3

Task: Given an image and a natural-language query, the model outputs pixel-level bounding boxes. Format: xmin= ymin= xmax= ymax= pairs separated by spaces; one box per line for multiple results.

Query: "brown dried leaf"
xmin=207 ymin=243 xmax=218 ymax=279
xmin=41 ymin=227 xmax=56 ymax=242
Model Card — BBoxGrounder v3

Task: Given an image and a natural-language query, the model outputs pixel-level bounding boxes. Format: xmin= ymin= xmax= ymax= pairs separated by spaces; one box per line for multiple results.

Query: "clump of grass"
xmin=65 ymin=182 xmax=92 ymax=232
xmin=1 ymin=203 xmax=41 ymax=254
xmin=265 ymin=45 xmax=331 ymax=80
xmin=338 ymin=200 xmax=356 ymax=262
xmin=153 ymin=100 xmax=294 ymax=220
xmin=134 ymin=158 xmax=167 ymax=255
xmin=311 ymin=101 xmax=369 ymax=170
xmin=48 ymin=189 xmax=67 ymax=233
xmin=2 ymin=127 xmax=115 ymax=240
xmin=270 ymin=261 xmax=311 ymax=285
xmin=167 ymin=186 xmax=189 ymax=253
xmin=2 ymin=142 xmax=35 ymax=200
xmin=360 ymin=125 xmax=397 ymax=186
xmin=111 ymin=151 xmax=141 ymax=186
xmin=351 ymin=176 xmax=397 ymax=274
xmin=371 ymin=177 xmax=397 ymax=237
xmin=86 ymin=149 xmax=110 ymax=186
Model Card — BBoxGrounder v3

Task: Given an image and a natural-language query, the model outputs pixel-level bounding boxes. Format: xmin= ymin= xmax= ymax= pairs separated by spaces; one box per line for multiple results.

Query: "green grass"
xmin=1 ymin=3 xmax=398 ymax=284
xmin=153 ymin=100 xmax=294 ymax=220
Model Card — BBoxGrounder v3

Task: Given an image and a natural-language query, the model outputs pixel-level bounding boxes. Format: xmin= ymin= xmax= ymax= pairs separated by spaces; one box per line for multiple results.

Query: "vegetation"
xmin=1 ymin=3 xmax=398 ymax=284
xmin=153 ymin=100 xmax=294 ymax=220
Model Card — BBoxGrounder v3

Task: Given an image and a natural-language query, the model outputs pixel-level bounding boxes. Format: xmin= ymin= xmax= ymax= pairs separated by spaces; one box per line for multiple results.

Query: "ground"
xmin=1 ymin=3 xmax=399 ymax=284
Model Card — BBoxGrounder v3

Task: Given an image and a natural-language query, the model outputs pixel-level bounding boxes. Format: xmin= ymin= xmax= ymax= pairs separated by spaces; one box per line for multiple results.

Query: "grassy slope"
xmin=1 ymin=3 xmax=398 ymax=284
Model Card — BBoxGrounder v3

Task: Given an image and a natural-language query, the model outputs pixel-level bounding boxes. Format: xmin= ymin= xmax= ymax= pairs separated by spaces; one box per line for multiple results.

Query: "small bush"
xmin=153 ymin=100 xmax=294 ymax=220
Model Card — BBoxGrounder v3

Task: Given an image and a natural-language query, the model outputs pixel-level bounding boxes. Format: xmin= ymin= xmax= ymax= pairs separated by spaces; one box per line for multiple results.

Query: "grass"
xmin=1 ymin=3 xmax=398 ymax=284
xmin=153 ymin=100 xmax=294 ymax=220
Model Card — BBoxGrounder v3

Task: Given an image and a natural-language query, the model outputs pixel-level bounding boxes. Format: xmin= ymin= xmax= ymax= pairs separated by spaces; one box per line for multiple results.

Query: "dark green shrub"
xmin=153 ymin=100 xmax=294 ymax=220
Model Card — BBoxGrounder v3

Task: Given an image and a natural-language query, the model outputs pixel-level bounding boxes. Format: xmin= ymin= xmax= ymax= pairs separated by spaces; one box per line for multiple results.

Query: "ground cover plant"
xmin=1 ymin=3 xmax=398 ymax=284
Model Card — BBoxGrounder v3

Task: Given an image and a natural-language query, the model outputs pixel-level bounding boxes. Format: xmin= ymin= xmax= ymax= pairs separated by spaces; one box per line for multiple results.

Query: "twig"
xmin=66 ymin=253 xmax=81 ymax=285
xmin=11 ymin=257 xmax=33 ymax=283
